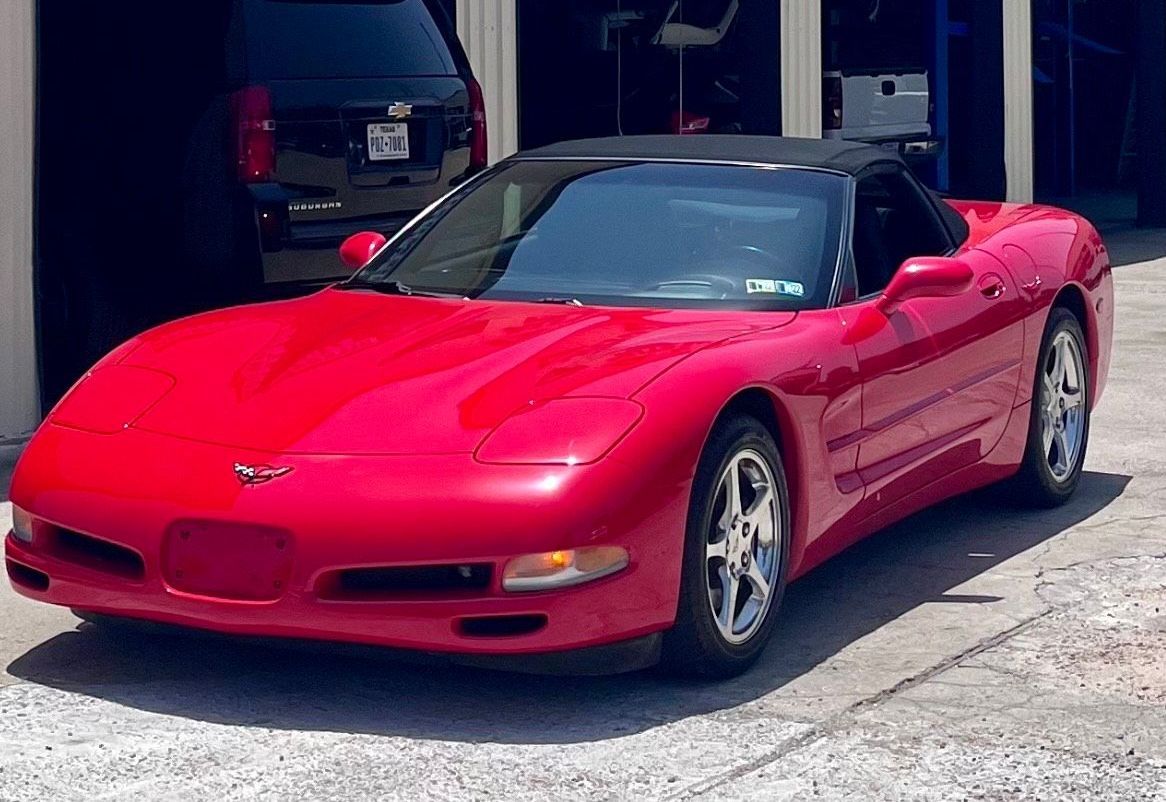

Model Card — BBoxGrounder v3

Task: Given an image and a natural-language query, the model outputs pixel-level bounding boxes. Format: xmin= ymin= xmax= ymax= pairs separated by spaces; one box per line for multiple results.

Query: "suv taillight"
xmin=824 ymin=76 xmax=843 ymax=131
xmin=232 ymin=86 xmax=275 ymax=183
xmin=467 ymin=77 xmax=488 ymax=173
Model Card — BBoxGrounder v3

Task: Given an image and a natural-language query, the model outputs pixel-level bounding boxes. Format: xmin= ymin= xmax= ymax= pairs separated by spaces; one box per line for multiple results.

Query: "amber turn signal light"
xmin=501 ymin=546 xmax=629 ymax=592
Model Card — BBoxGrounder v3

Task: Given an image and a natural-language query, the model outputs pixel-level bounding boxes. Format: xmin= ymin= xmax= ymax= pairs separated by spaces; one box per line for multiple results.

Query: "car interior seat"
xmin=852 ymin=196 xmax=896 ymax=296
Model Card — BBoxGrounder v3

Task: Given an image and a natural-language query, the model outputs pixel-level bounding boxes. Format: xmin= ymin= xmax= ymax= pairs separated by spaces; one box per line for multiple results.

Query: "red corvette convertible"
xmin=7 ymin=137 xmax=1113 ymax=677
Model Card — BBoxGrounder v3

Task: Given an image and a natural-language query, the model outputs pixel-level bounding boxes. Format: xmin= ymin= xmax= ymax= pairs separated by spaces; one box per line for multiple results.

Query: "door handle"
xmin=978 ymin=274 xmax=1006 ymax=300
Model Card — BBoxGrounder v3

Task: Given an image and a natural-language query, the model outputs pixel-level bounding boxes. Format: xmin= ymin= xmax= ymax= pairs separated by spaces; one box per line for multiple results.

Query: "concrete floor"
xmin=1 ymin=251 xmax=1164 ymax=800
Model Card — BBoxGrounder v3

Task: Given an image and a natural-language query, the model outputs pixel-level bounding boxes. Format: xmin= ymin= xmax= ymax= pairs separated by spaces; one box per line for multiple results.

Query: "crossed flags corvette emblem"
xmin=233 ymin=463 xmax=293 ymax=486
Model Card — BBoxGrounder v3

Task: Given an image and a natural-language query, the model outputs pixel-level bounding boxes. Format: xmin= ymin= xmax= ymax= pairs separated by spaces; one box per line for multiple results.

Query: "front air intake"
xmin=6 ymin=559 xmax=50 ymax=592
xmin=458 ymin=614 xmax=547 ymax=638
xmin=318 ymin=563 xmax=493 ymax=601
xmin=49 ymin=530 xmax=146 ymax=581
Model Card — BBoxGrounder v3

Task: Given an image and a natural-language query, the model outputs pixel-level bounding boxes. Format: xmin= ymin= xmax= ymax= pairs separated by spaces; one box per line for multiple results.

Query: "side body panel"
xmin=838 ymin=247 xmax=1026 ymax=511
xmin=628 ymin=309 xmax=865 ymax=582
xmin=950 ymin=201 xmax=1115 ymax=410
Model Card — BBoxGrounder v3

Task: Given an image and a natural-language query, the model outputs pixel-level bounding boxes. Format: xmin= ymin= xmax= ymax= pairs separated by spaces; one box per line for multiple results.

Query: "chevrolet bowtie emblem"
xmin=233 ymin=463 xmax=293 ymax=486
xmin=387 ymin=103 xmax=413 ymax=120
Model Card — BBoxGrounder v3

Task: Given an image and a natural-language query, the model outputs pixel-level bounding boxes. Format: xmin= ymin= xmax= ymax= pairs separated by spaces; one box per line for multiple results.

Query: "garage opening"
xmin=36 ymin=1 xmax=237 ymax=407
xmin=823 ymin=0 xmax=1007 ymax=201
xmin=517 ymin=0 xmax=780 ymax=150
xmin=1032 ymin=0 xmax=1163 ymax=229
xmin=35 ymin=0 xmax=464 ymax=410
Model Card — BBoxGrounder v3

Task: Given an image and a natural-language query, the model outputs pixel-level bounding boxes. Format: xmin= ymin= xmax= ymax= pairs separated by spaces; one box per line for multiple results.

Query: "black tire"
xmin=661 ymin=414 xmax=791 ymax=679
xmin=1007 ymin=306 xmax=1091 ymax=507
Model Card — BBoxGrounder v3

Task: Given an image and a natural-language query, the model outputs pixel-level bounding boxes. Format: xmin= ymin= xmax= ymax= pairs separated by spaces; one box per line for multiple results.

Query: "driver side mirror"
xmin=877 ymin=256 xmax=974 ymax=316
xmin=339 ymin=231 xmax=388 ymax=271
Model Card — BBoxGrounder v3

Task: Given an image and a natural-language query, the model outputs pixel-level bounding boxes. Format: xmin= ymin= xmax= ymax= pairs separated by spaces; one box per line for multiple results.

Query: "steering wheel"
xmin=644 ymin=273 xmax=740 ymax=297
xmin=644 ymin=244 xmax=787 ymax=296
xmin=727 ymin=244 xmax=783 ymax=268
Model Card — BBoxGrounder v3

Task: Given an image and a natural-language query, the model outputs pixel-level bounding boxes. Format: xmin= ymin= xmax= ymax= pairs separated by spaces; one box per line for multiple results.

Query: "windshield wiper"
xmin=534 ymin=296 xmax=585 ymax=307
xmin=339 ymin=279 xmax=462 ymax=299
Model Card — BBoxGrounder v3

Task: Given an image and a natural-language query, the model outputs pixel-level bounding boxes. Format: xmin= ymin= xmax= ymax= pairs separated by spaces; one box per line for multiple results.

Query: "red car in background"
xmin=6 ymin=137 xmax=1113 ymax=678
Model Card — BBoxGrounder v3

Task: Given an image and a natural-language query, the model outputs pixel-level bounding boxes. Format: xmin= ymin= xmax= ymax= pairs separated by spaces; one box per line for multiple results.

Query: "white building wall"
xmin=1002 ymin=0 xmax=1035 ymax=203
xmin=780 ymin=0 xmax=823 ymax=139
xmin=0 ymin=0 xmax=39 ymax=439
xmin=457 ymin=0 xmax=520 ymax=164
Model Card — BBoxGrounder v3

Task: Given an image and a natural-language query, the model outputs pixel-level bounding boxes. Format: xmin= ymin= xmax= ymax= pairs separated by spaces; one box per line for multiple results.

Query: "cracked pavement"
xmin=1 ymin=252 xmax=1164 ymax=800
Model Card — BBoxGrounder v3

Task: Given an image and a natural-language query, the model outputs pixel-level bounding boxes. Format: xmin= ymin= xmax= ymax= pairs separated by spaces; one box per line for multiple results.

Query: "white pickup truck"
xmin=822 ymin=69 xmax=942 ymax=160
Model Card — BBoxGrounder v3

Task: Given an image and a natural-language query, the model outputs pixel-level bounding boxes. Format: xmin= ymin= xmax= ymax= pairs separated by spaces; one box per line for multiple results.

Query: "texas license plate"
xmin=368 ymin=122 xmax=410 ymax=161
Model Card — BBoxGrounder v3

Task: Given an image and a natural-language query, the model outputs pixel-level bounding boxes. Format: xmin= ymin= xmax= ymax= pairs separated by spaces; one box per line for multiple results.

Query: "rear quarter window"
xmin=245 ymin=0 xmax=459 ymax=79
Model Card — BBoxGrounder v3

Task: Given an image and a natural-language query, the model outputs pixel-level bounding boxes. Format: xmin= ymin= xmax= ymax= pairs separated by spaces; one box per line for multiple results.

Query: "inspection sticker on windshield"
xmin=747 ymin=279 xmax=805 ymax=297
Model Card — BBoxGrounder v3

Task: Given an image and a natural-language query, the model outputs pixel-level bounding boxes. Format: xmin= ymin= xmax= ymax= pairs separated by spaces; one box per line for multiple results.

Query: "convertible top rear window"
xmin=355 ymin=160 xmax=847 ymax=310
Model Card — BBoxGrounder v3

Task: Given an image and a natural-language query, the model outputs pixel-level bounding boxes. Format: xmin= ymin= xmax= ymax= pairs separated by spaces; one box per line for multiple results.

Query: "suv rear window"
xmin=245 ymin=0 xmax=459 ymax=80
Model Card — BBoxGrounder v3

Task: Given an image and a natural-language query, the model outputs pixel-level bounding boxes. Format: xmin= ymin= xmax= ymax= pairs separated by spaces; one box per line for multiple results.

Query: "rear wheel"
xmin=662 ymin=415 xmax=790 ymax=679
xmin=1008 ymin=307 xmax=1090 ymax=506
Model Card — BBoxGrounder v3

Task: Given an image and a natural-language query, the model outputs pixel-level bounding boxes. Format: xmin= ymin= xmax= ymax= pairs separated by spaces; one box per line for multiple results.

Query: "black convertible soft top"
xmin=514 ymin=135 xmax=904 ymax=177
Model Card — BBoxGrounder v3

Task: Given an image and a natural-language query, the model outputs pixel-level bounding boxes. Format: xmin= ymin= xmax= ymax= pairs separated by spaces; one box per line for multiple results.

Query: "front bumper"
xmin=5 ymin=424 xmax=686 ymax=663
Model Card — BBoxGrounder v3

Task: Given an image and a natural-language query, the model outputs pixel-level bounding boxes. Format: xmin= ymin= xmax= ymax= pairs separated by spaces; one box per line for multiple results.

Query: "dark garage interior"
xmin=37 ymin=1 xmax=238 ymax=407
xmin=35 ymin=0 xmax=463 ymax=410
xmin=1031 ymin=0 xmax=1166 ymax=231
xmin=517 ymin=0 xmax=781 ymax=149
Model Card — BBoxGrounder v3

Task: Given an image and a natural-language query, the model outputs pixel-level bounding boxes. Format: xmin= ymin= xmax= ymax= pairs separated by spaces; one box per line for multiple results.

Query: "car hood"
xmin=120 ymin=289 xmax=794 ymax=455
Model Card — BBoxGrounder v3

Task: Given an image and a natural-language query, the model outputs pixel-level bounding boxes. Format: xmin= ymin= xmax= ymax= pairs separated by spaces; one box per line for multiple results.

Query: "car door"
xmin=837 ymin=167 xmax=1026 ymax=509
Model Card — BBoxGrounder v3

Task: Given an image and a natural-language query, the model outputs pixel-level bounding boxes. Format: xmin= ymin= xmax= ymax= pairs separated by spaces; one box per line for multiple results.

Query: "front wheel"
xmin=662 ymin=415 xmax=790 ymax=679
xmin=1008 ymin=307 xmax=1091 ymax=506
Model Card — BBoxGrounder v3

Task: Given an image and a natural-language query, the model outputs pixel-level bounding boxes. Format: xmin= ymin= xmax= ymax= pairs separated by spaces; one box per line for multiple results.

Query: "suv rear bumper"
xmin=258 ymin=212 xmax=417 ymax=285
xmin=823 ymin=131 xmax=944 ymax=162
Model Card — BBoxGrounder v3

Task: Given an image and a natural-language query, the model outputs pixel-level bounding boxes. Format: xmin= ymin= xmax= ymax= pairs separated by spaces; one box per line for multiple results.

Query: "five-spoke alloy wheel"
xmin=705 ymin=450 xmax=782 ymax=645
xmin=664 ymin=414 xmax=790 ymax=678
xmin=1011 ymin=306 xmax=1091 ymax=506
xmin=1039 ymin=330 xmax=1087 ymax=483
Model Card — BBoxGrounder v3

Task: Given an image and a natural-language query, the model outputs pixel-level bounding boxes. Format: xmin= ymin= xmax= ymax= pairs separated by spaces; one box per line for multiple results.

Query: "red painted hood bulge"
xmin=114 ymin=288 xmax=793 ymax=455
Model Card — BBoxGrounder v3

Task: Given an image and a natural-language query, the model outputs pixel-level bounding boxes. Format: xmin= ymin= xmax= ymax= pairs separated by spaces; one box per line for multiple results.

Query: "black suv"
xmin=201 ymin=0 xmax=485 ymax=290
xmin=37 ymin=0 xmax=483 ymax=404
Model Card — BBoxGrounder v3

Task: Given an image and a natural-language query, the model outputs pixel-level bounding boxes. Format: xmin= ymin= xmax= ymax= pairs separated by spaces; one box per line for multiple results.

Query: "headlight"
xmin=502 ymin=546 xmax=629 ymax=592
xmin=10 ymin=506 xmax=34 ymax=544
xmin=50 ymin=365 xmax=175 ymax=434
xmin=475 ymin=398 xmax=643 ymax=465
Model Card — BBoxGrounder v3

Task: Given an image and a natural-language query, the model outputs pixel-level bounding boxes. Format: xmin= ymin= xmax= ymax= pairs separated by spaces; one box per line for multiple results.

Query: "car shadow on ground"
xmin=7 ymin=471 xmax=1130 ymax=745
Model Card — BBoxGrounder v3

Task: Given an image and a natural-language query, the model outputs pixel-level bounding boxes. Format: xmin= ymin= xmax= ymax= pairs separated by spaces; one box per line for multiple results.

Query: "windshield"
xmin=352 ymin=160 xmax=847 ymax=310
